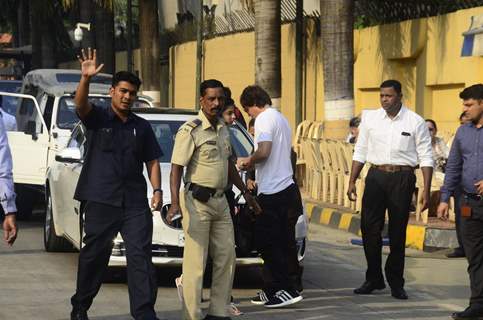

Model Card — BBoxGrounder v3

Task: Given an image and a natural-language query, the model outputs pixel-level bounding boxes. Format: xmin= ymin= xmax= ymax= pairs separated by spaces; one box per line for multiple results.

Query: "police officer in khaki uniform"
xmin=168 ymin=79 xmax=260 ymax=320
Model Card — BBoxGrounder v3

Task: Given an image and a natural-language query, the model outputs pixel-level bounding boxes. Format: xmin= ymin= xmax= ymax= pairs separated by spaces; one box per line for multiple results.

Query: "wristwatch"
xmin=153 ymin=188 xmax=163 ymax=194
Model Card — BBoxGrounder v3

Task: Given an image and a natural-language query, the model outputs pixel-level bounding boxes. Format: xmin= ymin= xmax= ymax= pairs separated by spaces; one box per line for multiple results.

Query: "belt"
xmin=464 ymin=192 xmax=483 ymax=201
xmin=186 ymin=183 xmax=225 ymax=198
xmin=371 ymin=164 xmax=415 ymax=173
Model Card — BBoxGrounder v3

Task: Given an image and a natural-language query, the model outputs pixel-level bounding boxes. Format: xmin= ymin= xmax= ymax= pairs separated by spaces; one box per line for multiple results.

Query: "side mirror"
xmin=24 ymin=120 xmax=38 ymax=140
xmin=55 ymin=147 xmax=82 ymax=164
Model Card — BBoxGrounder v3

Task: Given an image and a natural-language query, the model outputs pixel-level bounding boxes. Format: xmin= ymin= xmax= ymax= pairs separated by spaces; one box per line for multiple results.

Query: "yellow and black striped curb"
xmin=305 ymin=201 xmax=458 ymax=252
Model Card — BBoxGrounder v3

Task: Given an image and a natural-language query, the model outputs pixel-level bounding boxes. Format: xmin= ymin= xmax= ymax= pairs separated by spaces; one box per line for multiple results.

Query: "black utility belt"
xmin=186 ymin=183 xmax=224 ymax=203
xmin=464 ymin=192 xmax=483 ymax=202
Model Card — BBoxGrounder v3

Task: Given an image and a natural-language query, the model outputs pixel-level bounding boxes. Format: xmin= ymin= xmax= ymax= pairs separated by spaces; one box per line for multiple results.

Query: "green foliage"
xmin=354 ymin=0 xmax=483 ymax=27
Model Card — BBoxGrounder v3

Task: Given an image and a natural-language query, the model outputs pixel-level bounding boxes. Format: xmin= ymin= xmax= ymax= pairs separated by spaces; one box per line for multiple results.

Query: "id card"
xmin=461 ymin=205 xmax=472 ymax=218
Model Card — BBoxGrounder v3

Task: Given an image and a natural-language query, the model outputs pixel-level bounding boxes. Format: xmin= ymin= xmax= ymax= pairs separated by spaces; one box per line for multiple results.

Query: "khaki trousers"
xmin=180 ymin=189 xmax=235 ymax=320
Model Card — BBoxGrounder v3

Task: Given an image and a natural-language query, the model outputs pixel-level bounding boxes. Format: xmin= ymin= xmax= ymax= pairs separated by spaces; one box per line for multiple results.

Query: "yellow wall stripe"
xmin=320 ymin=208 xmax=333 ymax=225
xmin=339 ymin=213 xmax=353 ymax=231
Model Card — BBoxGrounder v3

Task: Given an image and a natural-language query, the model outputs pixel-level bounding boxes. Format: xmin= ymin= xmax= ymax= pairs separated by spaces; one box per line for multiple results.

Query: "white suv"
xmin=45 ymin=107 xmax=309 ymax=267
xmin=0 ymin=69 xmax=152 ymax=218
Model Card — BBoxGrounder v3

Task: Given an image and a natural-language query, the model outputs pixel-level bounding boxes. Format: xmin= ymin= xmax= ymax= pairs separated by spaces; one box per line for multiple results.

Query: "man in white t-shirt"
xmin=237 ymin=85 xmax=302 ymax=308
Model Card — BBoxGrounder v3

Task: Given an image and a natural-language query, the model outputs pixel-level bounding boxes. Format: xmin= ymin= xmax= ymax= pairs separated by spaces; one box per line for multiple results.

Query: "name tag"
xmin=206 ymin=140 xmax=217 ymax=145
xmin=401 ymin=132 xmax=411 ymax=136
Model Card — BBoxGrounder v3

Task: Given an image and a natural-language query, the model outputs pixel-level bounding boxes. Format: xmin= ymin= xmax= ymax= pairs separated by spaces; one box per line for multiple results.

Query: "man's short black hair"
xmin=380 ymin=79 xmax=402 ymax=94
xmin=239 ymin=85 xmax=272 ymax=108
xmin=200 ymin=79 xmax=224 ymax=97
xmin=459 ymin=84 xmax=483 ymax=100
xmin=349 ymin=116 xmax=360 ymax=128
xmin=112 ymin=71 xmax=142 ymax=90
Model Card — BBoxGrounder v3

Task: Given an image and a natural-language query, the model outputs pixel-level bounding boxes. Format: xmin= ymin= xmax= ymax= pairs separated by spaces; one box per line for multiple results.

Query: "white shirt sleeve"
xmin=0 ymin=119 xmax=16 ymax=213
xmin=415 ymin=118 xmax=434 ymax=168
xmin=255 ymin=113 xmax=274 ymax=143
xmin=353 ymin=111 xmax=368 ymax=163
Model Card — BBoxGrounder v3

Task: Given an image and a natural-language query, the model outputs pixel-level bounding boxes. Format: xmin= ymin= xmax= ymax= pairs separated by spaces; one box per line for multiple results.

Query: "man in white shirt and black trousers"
xmin=237 ymin=85 xmax=303 ymax=308
xmin=347 ymin=80 xmax=433 ymax=300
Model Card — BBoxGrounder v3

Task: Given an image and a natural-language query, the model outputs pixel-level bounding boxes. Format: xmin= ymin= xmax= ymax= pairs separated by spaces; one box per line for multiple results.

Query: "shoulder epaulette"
xmin=186 ymin=118 xmax=202 ymax=129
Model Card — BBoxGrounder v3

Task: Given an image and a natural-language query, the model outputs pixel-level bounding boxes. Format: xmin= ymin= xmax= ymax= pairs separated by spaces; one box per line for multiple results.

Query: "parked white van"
xmin=0 ymin=69 xmax=152 ymax=218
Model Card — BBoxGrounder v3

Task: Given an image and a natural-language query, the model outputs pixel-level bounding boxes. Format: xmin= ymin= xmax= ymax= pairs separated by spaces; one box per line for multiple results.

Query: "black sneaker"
xmin=264 ymin=290 xmax=303 ymax=308
xmin=250 ymin=290 xmax=269 ymax=305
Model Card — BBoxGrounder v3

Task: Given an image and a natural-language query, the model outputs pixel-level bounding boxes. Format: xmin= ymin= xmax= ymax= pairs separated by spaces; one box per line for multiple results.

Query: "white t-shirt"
xmin=254 ymin=107 xmax=294 ymax=195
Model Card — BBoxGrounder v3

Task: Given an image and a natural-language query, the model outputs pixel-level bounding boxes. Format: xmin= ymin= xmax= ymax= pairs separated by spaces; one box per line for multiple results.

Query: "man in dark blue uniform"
xmin=70 ymin=48 xmax=162 ymax=320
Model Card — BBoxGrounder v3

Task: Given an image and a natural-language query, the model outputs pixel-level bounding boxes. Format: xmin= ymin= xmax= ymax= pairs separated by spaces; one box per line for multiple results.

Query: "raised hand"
xmin=77 ymin=48 xmax=104 ymax=78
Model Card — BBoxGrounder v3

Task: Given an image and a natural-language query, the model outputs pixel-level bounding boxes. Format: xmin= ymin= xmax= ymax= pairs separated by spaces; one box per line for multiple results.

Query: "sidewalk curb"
xmin=305 ymin=201 xmax=458 ymax=252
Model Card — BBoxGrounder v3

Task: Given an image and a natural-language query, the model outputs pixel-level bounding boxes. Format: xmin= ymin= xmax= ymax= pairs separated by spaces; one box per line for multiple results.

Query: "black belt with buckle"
xmin=465 ymin=192 xmax=483 ymax=201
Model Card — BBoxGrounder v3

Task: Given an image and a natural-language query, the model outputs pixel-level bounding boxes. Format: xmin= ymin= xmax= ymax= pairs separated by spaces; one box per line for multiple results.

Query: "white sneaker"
xmin=264 ymin=290 xmax=303 ymax=308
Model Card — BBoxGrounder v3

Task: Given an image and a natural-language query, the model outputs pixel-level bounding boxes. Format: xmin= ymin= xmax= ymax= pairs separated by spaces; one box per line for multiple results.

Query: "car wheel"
xmin=44 ymin=189 xmax=74 ymax=252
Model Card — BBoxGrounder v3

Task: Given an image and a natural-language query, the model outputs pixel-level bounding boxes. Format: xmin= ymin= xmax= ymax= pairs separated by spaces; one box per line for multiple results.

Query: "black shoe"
xmin=452 ymin=305 xmax=483 ymax=319
xmin=353 ymin=281 xmax=386 ymax=294
xmin=390 ymin=287 xmax=408 ymax=300
xmin=203 ymin=315 xmax=231 ymax=320
xmin=447 ymin=249 xmax=465 ymax=258
xmin=70 ymin=310 xmax=89 ymax=320
xmin=264 ymin=290 xmax=303 ymax=308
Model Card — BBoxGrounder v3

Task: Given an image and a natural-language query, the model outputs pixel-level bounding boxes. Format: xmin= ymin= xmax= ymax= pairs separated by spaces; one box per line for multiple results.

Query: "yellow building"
xmin=168 ymin=7 xmax=483 ymax=137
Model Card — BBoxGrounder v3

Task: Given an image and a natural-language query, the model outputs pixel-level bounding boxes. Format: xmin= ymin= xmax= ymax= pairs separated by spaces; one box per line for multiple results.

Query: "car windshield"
xmin=149 ymin=120 xmax=184 ymax=162
xmin=57 ymin=96 xmax=151 ymax=130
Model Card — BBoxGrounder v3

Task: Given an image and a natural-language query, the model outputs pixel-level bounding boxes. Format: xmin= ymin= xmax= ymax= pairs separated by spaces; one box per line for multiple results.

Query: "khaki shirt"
xmin=171 ymin=110 xmax=232 ymax=189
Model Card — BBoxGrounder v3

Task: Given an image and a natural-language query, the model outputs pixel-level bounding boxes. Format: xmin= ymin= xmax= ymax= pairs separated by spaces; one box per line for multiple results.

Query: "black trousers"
xmin=460 ymin=196 xmax=483 ymax=306
xmin=256 ymin=184 xmax=297 ymax=295
xmin=360 ymin=168 xmax=416 ymax=289
xmin=71 ymin=201 xmax=157 ymax=320
xmin=261 ymin=184 xmax=304 ymax=292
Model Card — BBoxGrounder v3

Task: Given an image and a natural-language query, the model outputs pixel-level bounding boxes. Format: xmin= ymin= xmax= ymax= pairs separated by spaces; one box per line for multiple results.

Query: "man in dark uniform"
xmin=438 ymin=84 xmax=483 ymax=320
xmin=70 ymin=48 xmax=162 ymax=320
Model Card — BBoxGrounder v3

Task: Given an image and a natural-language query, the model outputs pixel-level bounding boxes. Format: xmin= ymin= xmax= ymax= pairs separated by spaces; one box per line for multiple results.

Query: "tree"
xmin=94 ymin=2 xmax=115 ymax=73
xmin=320 ymin=0 xmax=354 ymax=131
xmin=139 ymin=0 xmax=161 ymax=91
xmin=254 ymin=0 xmax=281 ymax=106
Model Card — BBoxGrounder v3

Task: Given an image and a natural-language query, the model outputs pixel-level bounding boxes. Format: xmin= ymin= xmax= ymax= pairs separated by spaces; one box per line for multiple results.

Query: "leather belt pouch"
xmin=191 ymin=184 xmax=213 ymax=203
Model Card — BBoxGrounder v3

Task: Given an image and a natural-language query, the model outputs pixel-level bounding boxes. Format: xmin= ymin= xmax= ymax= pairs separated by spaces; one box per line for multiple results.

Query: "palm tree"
xmin=94 ymin=1 xmax=115 ymax=73
xmin=139 ymin=0 xmax=161 ymax=91
xmin=254 ymin=0 xmax=281 ymax=106
xmin=320 ymin=0 xmax=355 ymax=130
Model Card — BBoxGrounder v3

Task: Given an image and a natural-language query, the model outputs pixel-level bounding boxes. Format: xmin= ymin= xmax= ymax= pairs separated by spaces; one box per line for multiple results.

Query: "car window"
xmin=0 ymin=81 xmax=22 ymax=116
xmin=228 ymin=124 xmax=253 ymax=158
xmin=57 ymin=97 xmax=149 ymax=130
xmin=149 ymin=120 xmax=184 ymax=162
xmin=67 ymin=125 xmax=86 ymax=156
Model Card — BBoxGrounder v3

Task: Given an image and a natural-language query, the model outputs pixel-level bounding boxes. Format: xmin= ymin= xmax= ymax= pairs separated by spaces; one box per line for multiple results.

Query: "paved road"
xmin=0 ymin=213 xmax=470 ymax=320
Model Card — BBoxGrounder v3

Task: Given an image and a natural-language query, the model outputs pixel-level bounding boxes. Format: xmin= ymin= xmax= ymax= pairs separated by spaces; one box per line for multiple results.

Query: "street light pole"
xmin=127 ymin=0 xmax=133 ymax=72
xmin=195 ymin=0 xmax=203 ymax=110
